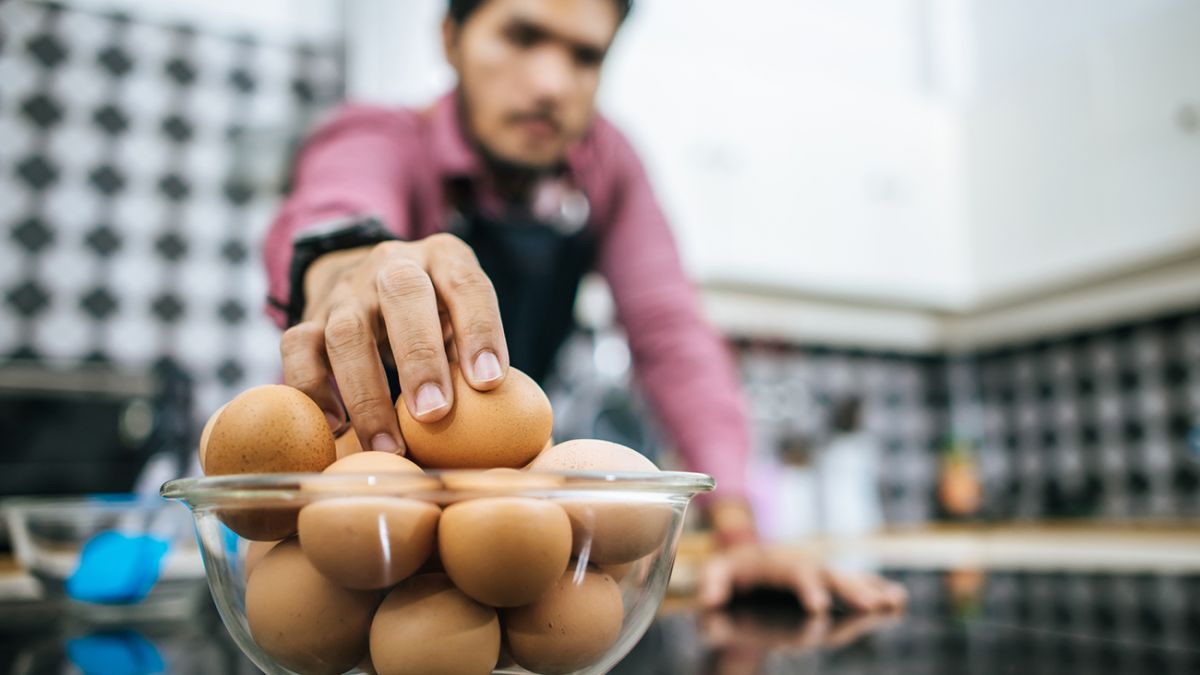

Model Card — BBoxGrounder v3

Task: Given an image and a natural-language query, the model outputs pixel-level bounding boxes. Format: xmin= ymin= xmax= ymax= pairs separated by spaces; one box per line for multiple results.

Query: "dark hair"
xmin=448 ymin=0 xmax=633 ymax=24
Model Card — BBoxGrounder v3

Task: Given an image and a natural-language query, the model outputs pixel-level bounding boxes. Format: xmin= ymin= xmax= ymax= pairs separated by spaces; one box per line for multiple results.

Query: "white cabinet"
xmin=963 ymin=0 xmax=1200 ymax=303
xmin=599 ymin=0 xmax=970 ymax=310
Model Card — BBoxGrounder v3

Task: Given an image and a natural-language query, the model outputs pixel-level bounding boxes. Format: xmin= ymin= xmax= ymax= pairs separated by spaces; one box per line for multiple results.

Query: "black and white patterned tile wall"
xmin=0 ymin=1 xmax=342 ymax=425
xmin=955 ymin=312 xmax=1200 ymax=521
xmin=737 ymin=343 xmax=946 ymax=524
xmin=735 ymin=309 xmax=1200 ymax=524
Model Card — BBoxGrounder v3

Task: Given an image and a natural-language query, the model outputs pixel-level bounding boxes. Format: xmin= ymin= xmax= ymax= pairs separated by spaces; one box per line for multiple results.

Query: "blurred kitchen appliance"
xmin=0 ymin=360 xmax=193 ymax=499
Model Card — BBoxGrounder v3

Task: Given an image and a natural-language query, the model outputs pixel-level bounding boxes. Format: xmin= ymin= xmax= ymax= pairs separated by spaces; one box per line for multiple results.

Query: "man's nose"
xmin=526 ymin=47 xmax=574 ymax=102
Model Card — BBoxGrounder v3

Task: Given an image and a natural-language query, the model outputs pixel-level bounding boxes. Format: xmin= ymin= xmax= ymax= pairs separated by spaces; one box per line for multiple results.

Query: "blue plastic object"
xmin=67 ymin=631 xmax=165 ymax=675
xmin=66 ymin=531 xmax=170 ymax=604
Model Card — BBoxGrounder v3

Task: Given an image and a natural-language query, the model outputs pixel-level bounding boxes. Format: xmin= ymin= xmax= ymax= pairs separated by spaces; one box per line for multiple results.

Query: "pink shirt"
xmin=263 ymin=92 xmax=749 ymax=498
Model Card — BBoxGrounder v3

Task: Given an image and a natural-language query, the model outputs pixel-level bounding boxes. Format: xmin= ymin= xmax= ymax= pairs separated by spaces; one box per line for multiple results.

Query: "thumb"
xmin=699 ymin=556 xmax=734 ymax=608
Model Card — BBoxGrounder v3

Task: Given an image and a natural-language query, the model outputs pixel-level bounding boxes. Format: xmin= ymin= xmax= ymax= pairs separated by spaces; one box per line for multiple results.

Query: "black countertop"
xmin=2 ymin=569 xmax=1198 ymax=674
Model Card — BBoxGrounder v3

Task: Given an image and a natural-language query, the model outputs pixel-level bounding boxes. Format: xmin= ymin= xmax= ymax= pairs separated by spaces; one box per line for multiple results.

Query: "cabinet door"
xmin=1091 ymin=1 xmax=1200 ymax=254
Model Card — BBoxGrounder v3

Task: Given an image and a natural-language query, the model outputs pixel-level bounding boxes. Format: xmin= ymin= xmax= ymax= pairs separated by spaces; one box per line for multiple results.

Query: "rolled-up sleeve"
xmin=592 ymin=128 xmax=751 ymax=499
xmin=262 ymin=105 xmax=417 ymax=327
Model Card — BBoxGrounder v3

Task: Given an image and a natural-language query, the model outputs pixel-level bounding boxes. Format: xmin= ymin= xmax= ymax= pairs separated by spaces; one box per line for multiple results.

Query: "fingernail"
xmin=472 ymin=350 xmax=502 ymax=383
xmin=414 ymin=383 xmax=449 ymax=417
xmin=371 ymin=434 xmax=399 ymax=453
xmin=324 ymin=411 xmax=344 ymax=432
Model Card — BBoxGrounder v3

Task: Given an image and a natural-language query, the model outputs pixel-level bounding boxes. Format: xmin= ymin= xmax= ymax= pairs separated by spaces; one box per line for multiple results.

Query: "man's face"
xmin=444 ymin=0 xmax=620 ymax=169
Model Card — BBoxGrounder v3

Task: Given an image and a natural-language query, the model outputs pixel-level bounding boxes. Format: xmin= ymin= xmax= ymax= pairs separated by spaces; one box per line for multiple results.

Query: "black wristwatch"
xmin=275 ymin=215 xmax=399 ymax=327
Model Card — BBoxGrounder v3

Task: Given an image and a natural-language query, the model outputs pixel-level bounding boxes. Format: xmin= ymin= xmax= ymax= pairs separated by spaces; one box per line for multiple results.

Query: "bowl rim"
xmin=1 ymin=493 xmax=174 ymax=516
xmin=161 ymin=469 xmax=715 ymax=506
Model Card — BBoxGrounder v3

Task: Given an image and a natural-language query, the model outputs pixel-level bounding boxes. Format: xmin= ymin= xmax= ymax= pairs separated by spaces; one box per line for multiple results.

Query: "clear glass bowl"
xmin=162 ymin=469 xmax=713 ymax=675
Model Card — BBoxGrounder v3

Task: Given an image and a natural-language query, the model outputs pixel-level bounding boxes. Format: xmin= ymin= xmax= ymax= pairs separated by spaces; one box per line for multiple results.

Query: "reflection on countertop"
xmin=3 ymin=524 xmax=1200 ymax=674
xmin=2 ymin=565 xmax=1198 ymax=674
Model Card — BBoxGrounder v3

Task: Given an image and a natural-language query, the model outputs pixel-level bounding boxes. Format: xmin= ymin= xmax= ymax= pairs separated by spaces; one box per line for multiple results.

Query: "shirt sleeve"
xmin=261 ymin=105 xmax=418 ymax=327
xmin=592 ymin=127 xmax=751 ymax=500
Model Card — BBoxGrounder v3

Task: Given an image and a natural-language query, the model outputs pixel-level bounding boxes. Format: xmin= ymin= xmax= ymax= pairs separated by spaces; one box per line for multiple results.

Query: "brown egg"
xmin=529 ymin=439 xmax=672 ymax=564
xmin=503 ymin=568 xmax=624 ymax=675
xmin=397 ymin=367 xmax=552 ymax=469
xmin=441 ymin=468 xmax=564 ymax=494
xmin=218 ymin=503 xmax=303 ymax=543
xmin=600 ymin=560 xmax=635 ymax=582
xmin=206 ymin=385 xmax=337 ymax=475
xmin=298 ymin=497 xmax=440 ymax=590
xmin=370 ymin=574 xmax=499 ymax=675
xmin=334 ymin=428 xmax=363 ymax=459
xmin=243 ymin=539 xmax=280 ymax=580
xmin=197 ymin=403 xmax=226 ymax=472
xmin=438 ymin=497 xmax=571 ymax=607
xmin=322 ymin=450 xmax=424 ymax=475
xmin=528 ymin=439 xmax=659 ymax=473
xmin=564 ymin=500 xmax=672 ymax=565
xmin=245 ymin=540 xmax=378 ymax=675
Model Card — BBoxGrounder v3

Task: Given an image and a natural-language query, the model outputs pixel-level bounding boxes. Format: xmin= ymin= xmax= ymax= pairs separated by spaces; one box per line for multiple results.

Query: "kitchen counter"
xmin=2 ymin=525 xmax=1199 ymax=674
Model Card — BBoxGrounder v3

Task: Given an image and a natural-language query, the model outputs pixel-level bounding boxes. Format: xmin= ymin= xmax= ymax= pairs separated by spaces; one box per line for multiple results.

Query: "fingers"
xmin=280 ymin=321 xmax=345 ymax=432
xmin=871 ymin=576 xmax=908 ymax=610
xmin=323 ymin=306 xmax=405 ymax=454
xmin=825 ymin=566 xmax=902 ymax=610
xmin=699 ymin=556 xmax=735 ymax=609
xmin=376 ymin=256 xmax=454 ymax=422
xmin=789 ymin=564 xmax=831 ymax=614
xmin=423 ymin=234 xmax=508 ymax=391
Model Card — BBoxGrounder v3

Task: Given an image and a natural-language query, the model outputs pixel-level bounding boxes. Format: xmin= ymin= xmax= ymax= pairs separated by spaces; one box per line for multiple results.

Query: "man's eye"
xmin=506 ymin=24 xmax=540 ymax=47
xmin=574 ymin=48 xmax=603 ymax=67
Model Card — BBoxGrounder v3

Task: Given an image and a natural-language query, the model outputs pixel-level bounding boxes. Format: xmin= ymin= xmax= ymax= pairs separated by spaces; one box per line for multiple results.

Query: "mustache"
xmin=506 ymin=109 xmax=562 ymax=132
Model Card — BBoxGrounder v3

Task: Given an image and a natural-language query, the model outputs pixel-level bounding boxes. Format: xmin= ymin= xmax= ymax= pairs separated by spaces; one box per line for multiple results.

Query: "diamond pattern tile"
xmin=164 ymin=57 xmax=196 ymax=86
xmin=150 ymin=293 xmax=185 ymax=323
xmin=6 ymin=280 xmax=52 ymax=317
xmin=158 ymin=173 xmax=191 ymax=202
xmin=20 ymin=93 xmax=64 ymax=129
xmin=92 ymin=104 xmax=130 ymax=136
xmin=88 ymin=164 xmax=126 ymax=196
xmin=80 ymin=286 xmax=119 ymax=319
xmin=160 ymin=114 xmax=193 ymax=143
xmin=220 ymin=239 xmax=248 ymax=265
xmin=154 ymin=232 xmax=188 ymax=261
xmin=217 ymin=298 xmax=245 ymax=325
xmin=84 ymin=224 xmax=122 ymax=257
xmin=26 ymin=33 xmax=68 ymax=68
xmin=11 ymin=216 xmax=55 ymax=253
xmin=15 ymin=155 xmax=60 ymax=191
xmin=96 ymin=45 xmax=133 ymax=77
xmin=216 ymin=358 xmax=245 ymax=386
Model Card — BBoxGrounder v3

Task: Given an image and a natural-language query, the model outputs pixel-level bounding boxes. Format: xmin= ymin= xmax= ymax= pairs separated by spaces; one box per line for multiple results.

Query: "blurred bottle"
xmin=816 ymin=397 xmax=883 ymax=539
xmin=937 ymin=436 xmax=983 ymax=519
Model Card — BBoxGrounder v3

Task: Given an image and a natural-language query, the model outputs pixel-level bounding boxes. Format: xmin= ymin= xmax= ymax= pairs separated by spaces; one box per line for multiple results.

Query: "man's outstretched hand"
xmin=700 ymin=499 xmax=906 ymax=613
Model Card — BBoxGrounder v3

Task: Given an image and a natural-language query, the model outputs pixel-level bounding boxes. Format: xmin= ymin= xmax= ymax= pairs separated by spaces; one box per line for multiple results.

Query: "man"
xmin=264 ymin=0 xmax=905 ymax=613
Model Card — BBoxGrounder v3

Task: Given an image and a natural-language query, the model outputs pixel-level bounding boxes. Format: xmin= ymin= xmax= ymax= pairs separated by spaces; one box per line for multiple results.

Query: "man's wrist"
xmin=285 ymin=215 xmax=397 ymax=325
xmin=708 ymin=496 xmax=759 ymax=549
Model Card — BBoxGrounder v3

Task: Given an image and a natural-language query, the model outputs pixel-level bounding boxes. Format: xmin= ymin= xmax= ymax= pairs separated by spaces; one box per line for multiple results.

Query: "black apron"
xmin=445 ymin=178 xmax=597 ymax=385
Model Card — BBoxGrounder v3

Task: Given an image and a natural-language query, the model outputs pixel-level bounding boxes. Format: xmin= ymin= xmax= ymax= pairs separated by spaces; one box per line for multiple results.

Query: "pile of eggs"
xmin=199 ymin=369 xmax=669 ymax=675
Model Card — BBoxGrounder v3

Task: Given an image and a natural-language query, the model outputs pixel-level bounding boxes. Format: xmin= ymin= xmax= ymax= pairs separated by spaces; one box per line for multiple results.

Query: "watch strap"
xmin=283 ymin=215 xmax=398 ymax=326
